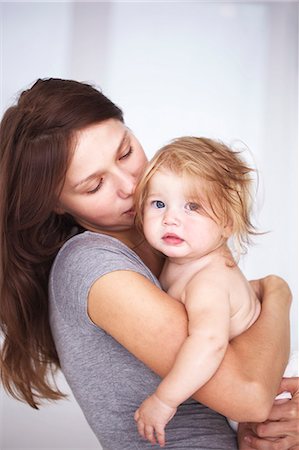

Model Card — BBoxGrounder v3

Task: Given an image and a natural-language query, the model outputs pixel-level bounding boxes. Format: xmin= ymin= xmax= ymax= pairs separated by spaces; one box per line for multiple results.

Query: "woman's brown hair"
xmin=0 ymin=78 xmax=123 ymax=408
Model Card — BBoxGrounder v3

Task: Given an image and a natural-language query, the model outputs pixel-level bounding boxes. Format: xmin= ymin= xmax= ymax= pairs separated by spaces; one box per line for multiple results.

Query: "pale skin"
xmin=56 ymin=118 xmax=298 ymax=449
xmin=134 ymin=169 xmax=262 ymax=447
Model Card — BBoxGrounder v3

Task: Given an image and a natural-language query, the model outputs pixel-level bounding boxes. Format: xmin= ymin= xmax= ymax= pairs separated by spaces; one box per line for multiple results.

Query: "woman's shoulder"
xmin=49 ymin=231 xmax=159 ymax=330
xmin=54 ymin=231 xmax=138 ymax=265
xmin=59 ymin=230 xmax=132 ymax=253
xmin=51 ymin=230 xmax=159 ymax=288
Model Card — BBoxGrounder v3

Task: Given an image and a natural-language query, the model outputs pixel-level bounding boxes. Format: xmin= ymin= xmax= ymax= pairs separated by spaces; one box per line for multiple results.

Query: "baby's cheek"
xmin=143 ymin=219 xmax=160 ymax=244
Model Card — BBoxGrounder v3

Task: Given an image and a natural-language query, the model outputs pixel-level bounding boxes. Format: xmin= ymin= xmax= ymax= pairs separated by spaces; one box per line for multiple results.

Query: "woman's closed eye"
xmin=119 ymin=147 xmax=133 ymax=160
xmin=87 ymin=178 xmax=103 ymax=194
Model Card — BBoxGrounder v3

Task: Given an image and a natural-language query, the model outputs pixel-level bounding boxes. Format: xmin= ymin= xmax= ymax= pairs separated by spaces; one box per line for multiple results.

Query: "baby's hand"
xmin=134 ymin=393 xmax=177 ymax=447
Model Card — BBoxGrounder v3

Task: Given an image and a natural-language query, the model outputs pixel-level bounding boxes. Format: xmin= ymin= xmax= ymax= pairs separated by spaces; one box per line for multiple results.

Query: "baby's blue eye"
xmin=152 ymin=200 xmax=165 ymax=209
xmin=185 ymin=202 xmax=200 ymax=212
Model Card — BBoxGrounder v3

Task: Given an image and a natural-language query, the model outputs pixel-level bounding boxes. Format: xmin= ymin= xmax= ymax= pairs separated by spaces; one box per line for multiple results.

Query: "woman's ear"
xmin=54 ymin=203 xmax=65 ymax=215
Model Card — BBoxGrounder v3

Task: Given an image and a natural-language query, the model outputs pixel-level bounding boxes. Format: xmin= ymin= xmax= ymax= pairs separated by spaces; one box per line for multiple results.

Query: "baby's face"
xmin=142 ymin=169 xmax=226 ymax=261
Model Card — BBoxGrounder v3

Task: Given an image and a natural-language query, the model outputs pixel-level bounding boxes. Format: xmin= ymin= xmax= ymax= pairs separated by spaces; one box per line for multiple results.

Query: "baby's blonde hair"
xmin=135 ymin=136 xmax=258 ymax=257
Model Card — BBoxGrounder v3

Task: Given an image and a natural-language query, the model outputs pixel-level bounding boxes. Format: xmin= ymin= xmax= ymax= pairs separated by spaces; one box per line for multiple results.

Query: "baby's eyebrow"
xmin=146 ymin=192 xmax=162 ymax=198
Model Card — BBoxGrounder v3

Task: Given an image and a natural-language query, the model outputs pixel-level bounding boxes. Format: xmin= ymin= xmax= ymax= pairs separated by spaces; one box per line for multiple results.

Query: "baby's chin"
xmin=160 ymin=247 xmax=189 ymax=259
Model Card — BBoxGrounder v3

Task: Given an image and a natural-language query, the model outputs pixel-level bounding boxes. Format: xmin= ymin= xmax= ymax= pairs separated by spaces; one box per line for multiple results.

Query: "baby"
xmin=134 ymin=136 xmax=262 ymax=446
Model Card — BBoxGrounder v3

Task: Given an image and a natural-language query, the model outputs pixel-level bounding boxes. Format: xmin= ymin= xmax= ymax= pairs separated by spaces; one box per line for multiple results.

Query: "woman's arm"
xmin=238 ymin=377 xmax=299 ymax=450
xmin=88 ymin=273 xmax=291 ymax=422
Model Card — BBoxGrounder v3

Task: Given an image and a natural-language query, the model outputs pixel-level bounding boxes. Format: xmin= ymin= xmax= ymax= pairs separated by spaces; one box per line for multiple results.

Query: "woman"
xmin=0 ymin=78 xmax=297 ymax=450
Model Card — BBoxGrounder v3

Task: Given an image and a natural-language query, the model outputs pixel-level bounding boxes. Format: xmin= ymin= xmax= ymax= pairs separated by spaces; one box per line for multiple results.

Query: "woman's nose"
xmin=116 ymin=171 xmax=136 ymax=199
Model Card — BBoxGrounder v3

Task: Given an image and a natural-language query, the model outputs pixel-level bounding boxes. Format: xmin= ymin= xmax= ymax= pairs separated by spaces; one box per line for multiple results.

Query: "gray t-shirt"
xmin=49 ymin=231 xmax=237 ymax=450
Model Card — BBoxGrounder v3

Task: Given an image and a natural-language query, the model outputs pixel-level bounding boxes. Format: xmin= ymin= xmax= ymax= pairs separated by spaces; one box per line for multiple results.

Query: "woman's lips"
xmin=123 ymin=207 xmax=135 ymax=216
xmin=162 ymin=233 xmax=184 ymax=245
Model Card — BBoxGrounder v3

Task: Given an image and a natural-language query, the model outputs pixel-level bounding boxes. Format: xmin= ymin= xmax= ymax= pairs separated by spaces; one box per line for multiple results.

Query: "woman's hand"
xmin=250 ymin=275 xmax=292 ymax=306
xmin=238 ymin=377 xmax=299 ymax=449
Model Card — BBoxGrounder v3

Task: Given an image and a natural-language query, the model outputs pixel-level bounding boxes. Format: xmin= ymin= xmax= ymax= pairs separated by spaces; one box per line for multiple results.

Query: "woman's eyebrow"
xmin=72 ymin=130 xmax=129 ymax=189
xmin=117 ymin=130 xmax=129 ymax=153
xmin=73 ymin=171 xmax=101 ymax=190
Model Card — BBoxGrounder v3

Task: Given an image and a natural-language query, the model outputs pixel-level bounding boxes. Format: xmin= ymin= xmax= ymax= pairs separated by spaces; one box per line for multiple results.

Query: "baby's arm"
xmin=156 ymin=275 xmax=231 ymax=405
xmin=135 ymin=274 xmax=231 ymax=446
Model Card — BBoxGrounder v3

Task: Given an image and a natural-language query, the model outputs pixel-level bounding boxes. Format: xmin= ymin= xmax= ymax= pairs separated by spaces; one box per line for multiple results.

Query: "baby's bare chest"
xmin=160 ymin=266 xmax=198 ymax=304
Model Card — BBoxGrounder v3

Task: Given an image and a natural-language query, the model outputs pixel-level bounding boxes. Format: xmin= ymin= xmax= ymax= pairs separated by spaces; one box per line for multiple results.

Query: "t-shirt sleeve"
xmin=49 ymin=233 xmax=158 ymax=329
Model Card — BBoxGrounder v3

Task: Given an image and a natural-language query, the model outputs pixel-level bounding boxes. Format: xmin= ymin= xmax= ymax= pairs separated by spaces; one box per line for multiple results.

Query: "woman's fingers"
xmin=279 ymin=377 xmax=299 ymax=396
xmin=245 ymin=434 xmax=298 ymax=450
xmin=267 ymin=400 xmax=299 ymax=422
xmin=251 ymin=418 xmax=298 ymax=440
xmin=243 ymin=395 xmax=299 ymax=449
xmin=266 ymin=377 xmax=299 ymax=422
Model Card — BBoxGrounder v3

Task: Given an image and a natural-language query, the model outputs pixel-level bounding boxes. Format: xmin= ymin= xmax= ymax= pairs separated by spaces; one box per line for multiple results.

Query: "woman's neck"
xmin=97 ymin=227 xmax=144 ymax=249
xmin=98 ymin=227 xmax=165 ymax=277
xmin=133 ymin=240 xmax=165 ymax=278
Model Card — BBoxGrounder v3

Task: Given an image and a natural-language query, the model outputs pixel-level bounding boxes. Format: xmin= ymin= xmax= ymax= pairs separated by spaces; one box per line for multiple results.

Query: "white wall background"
xmin=0 ymin=1 xmax=297 ymax=449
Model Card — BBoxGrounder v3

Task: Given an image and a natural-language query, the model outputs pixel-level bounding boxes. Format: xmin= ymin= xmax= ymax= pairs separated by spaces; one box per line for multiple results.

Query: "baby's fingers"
xmin=136 ymin=419 xmax=145 ymax=440
xmin=155 ymin=424 xmax=166 ymax=447
xmin=145 ymin=424 xmax=157 ymax=445
xmin=134 ymin=409 xmax=140 ymax=422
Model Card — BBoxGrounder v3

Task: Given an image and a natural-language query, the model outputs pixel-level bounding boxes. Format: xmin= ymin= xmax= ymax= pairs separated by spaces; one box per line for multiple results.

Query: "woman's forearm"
xmin=89 ymin=272 xmax=291 ymax=422
xmin=194 ymin=275 xmax=291 ymax=422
